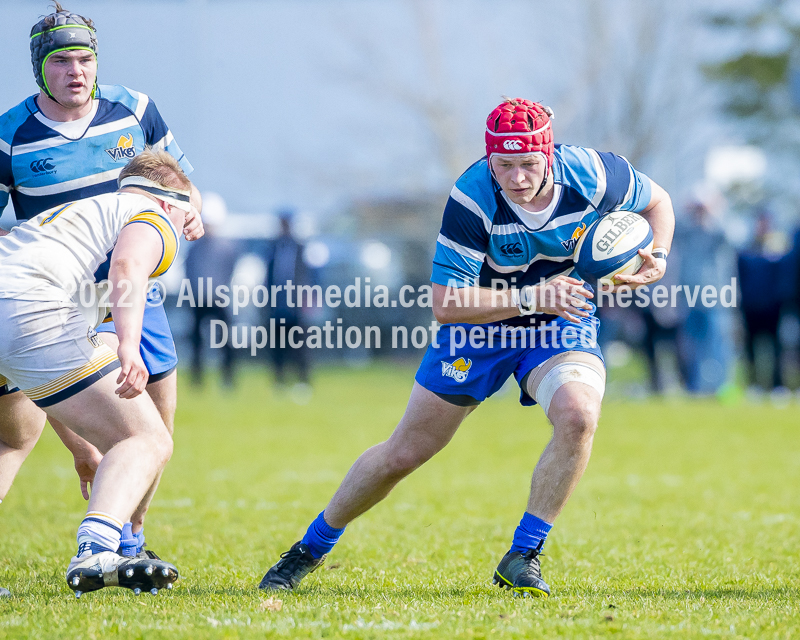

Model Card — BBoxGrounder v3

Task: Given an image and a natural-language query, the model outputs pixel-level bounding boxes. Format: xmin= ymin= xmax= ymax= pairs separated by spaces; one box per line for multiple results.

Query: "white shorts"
xmin=0 ymin=298 xmax=120 ymax=407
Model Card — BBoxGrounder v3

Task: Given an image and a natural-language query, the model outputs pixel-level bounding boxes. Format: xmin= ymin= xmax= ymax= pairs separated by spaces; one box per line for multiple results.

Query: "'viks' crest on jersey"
xmin=0 ymin=84 xmax=192 ymax=221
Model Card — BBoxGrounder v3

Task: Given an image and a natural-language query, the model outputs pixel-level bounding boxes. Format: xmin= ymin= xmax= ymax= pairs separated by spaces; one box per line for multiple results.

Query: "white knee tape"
xmin=534 ymin=362 xmax=606 ymax=417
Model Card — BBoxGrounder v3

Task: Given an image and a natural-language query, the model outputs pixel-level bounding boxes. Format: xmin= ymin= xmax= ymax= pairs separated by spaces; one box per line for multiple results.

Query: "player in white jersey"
xmin=0 ymin=5 xmax=203 ymax=588
xmin=0 ymin=149 xmax=191 ymax=596
xmin=259 ymin=98 xmax=675 ymax=597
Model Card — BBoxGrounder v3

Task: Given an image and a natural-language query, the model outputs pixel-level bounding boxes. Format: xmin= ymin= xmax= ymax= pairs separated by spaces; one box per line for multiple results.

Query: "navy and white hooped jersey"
xmin=432 ymin=144 xmax=652 ymax=326
xmin=0 ymin=84 xmax=192 ymax=221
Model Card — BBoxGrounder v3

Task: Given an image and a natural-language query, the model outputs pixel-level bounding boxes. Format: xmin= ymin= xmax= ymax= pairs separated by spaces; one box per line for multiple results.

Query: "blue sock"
xmin=301 ymin=511 xmax=345 ymax=559
xmin=134 ymin=529 xmax=146 ymax=554
xmin=510 ymin=512 xmax=552 ymax=554
xmin=118 ymin=523 xmax=138 ymax=557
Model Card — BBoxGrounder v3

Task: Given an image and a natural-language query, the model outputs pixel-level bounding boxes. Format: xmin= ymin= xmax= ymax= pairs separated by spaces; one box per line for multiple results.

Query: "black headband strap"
xmin=132 ymin=184 xmax=190 ymax=203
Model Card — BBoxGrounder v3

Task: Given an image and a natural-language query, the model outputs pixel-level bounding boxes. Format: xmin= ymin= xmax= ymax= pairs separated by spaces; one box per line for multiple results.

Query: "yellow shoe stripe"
xmin=495 ymin=571 xmax=513 ymax=586
xmin=511 ymin=586 xmax=549 ymax=598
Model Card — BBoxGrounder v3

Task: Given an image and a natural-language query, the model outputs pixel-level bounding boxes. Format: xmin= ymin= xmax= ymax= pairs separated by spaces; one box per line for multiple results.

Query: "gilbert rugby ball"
xmin=573 ymin=212 xmax=653 ymax=286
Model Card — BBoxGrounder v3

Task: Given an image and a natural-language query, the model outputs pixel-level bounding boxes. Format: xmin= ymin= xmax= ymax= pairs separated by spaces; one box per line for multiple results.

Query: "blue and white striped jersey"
xmin=0 ymin=84 xmax=192 ymax=221
xmin=432 ymin=144 xmax=652 ymax=325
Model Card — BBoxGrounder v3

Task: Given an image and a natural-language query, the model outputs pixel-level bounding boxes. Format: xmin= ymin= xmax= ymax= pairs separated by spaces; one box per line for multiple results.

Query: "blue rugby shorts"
xmin=96 ymin=286 xmax=177 ymax=378
xmin=415 ymin=315 xmax=603 ymax=407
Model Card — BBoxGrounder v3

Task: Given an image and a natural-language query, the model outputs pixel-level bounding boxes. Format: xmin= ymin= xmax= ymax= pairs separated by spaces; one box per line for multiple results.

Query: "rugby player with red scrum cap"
xmin=259 ymin=98 xmax=675 ymax=597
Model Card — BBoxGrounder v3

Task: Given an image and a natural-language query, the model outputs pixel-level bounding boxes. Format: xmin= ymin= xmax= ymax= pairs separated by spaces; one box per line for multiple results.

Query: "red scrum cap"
xmin=485 ymin=98 xmax=554 ymax=168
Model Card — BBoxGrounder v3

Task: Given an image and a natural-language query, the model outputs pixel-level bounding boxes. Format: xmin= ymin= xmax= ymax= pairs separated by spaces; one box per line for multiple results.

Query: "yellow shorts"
xmin=0 ymin=299 xmax=120 ymax=407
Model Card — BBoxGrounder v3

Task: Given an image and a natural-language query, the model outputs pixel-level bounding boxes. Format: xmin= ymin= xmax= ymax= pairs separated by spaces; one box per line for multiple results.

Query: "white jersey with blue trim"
xmin=0 ymin=192 xmax=179 ymax=308
xmin=0 ymin=84 xmax=192 ymax=221
xmin=432 ymin=144 xmax=652 ymax=326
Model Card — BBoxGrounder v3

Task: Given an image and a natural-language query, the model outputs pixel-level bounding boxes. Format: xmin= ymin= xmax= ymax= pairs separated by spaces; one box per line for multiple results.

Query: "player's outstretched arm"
xmin=614 ymin=179 xmax=675 ymax=288
xmin=107 ymin=223 xmax=164 ymax=399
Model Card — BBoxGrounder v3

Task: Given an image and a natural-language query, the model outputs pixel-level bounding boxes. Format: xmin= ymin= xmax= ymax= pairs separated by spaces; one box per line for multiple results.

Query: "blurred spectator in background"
xmin=264 ymin=209 xmax=312 ymax=398
xmin=184 ymin=192 xmax=239 ymax=387
xmin=638 ymin=258 xmax=685 ymax=394
xmin=786 ymin=226 xmax=800 ymax=390
xmin=737 ymin=210 xmax=789 ymax=391
xmin=674 ymin=199 xmax=736 ymax=394
xmin=787 ymin=224 xmax=800 ymax=311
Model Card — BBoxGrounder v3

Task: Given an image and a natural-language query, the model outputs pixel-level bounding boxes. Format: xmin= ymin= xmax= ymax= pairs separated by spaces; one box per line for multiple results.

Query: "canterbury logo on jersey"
xmin=30 ymin=158 xmax=56 ymax=173
xmin=105 ymin=134 xmax=136 ymax=161
xmin=441 ymin=357 xmax=472 ymax=383
xmin=560 ymin=222 xmax=587 ymax=252
xmin=500 ymin=241 xmax=524 ymax=257
xmin=503 ymin=139 xmax=523 ymax=151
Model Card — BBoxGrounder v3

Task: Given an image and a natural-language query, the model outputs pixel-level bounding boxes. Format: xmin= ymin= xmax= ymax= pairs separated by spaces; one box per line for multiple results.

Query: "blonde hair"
xmin=118 ymin=147 xmax=191 ymax=192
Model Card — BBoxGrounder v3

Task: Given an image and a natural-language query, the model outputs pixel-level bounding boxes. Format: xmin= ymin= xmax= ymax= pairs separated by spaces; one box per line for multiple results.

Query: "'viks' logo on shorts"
xmin=105 ymin=134 xmax=136 ymax=161
xmin=441 ymin=357 xmax=472 ymax=383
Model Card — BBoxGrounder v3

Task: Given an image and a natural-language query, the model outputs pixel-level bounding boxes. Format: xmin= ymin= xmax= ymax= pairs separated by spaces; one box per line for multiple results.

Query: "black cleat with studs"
xmin=492 ymin=542 xmax=551 ymax=598
xmin=67 ymin=551 xmax=179 ymax=598
xmin=258 ymin=541 xmax=325 ymax=591
xmin=116 ymin=557 xmax=178 ymax=595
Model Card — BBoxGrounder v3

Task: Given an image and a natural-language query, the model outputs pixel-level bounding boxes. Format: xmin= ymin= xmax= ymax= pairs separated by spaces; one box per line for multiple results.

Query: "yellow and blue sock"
xmin=510 ymin=512 xmax=552 ymax=554
xmin=301 ymin=511 xmax=345 ymax=559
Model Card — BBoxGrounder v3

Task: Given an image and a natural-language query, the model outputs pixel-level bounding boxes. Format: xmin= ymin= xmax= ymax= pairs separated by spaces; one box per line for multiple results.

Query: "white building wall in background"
xmin=1 ymin=0 xmax=718 ymax=225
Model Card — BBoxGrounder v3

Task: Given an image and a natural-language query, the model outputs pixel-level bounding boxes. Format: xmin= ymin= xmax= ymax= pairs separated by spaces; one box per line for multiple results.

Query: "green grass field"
xmin=1 ymin=365 xmax=799 ymax=639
